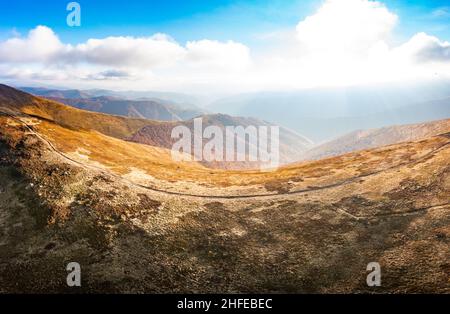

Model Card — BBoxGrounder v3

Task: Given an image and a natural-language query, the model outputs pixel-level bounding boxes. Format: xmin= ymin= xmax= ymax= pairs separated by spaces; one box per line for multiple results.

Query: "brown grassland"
xmin=0 ymin=85 xmax=449 ymax=293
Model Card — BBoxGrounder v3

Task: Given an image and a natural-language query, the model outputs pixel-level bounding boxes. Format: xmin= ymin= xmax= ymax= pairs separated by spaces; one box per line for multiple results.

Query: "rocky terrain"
xmin=0 ymin=84 xmax=449 ymax=293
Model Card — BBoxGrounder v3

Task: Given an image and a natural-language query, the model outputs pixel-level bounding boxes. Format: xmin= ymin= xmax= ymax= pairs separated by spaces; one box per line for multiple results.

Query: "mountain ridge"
xmin=303 ymin=118 xmax=450 ymax=160
xmin=20 ymin=86 xmax=207 ymax=121
xmin=209 ymin=82 xmax=450 ymax=141
xmin=2 ymin=84 xmax=313 ymax=169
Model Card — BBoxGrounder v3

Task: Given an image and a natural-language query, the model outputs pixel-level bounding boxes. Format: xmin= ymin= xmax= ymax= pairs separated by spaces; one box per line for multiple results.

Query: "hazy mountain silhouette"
xmin=209 ymin=81 xmax=450 ymax=141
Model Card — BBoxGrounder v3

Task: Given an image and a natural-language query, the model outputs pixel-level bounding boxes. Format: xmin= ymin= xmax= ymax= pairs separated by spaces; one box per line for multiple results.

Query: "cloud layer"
xmin=0 ymin=0 xmax=449 ymax=93
xmin=0 ymin=26 xmax=250 ymax=69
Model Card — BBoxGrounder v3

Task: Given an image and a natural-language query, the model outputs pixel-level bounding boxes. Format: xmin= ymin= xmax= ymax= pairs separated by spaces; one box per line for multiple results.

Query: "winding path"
xmin=1 ymin=109 xmax=449 ymax=203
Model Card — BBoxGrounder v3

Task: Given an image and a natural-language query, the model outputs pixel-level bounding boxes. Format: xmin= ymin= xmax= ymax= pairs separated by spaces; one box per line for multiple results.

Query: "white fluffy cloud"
xmin=0 ymin=26 xmax=64 ymax=63
xmin=0 ymin=26 xmax=250 ymax=70
xmin=0 ymin=0 xmax=449 ymax=93
xmin=396 ymin=32 xmax=450 ymax=63
xmin=260 ymin=0 xmax=450 ymax=88
xmin=70 ymin=34 xmax=186 ymax=68
xmin=296 ymin=0 xmax=397 ymax=56
xmin=0 ymin=25 xmax=252 ymax=92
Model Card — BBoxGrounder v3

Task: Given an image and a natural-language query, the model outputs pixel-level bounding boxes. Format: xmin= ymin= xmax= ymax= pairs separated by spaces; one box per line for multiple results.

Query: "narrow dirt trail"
xmin=1 ymin=109 xmax=449 ymax=202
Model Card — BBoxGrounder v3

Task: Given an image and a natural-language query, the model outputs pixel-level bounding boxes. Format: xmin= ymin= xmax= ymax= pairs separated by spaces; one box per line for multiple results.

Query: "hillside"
xmin=6 ymin=85 xmax=313 ymax=169
xmin=303 ymin=119 xmax=450 ymax=160
xmin=0 ymin=83 xmax=449 ymax=293
xmin=130 ymin=113 xmax=313 ymax=169
xmin=1 ymin=84 xmax=161 ymax=141
xmin=0 ymin=84 xmax=36 ymax=107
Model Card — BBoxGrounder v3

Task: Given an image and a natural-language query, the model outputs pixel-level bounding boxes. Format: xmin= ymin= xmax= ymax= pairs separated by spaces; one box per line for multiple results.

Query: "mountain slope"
xmin=1 ymin=84 xmax=165 ymax=140
xmin=0 ymin=84 xmax=36 ymax=107
xmin=130 ymin=113 xmax=313 ymax=169
xmin=1 ymin=83 xmax=449 ymax=293
xmin=303 ymin=118 xmax=450 ymax=160
xmin=4 ymin=85 xmax=313 ymax=169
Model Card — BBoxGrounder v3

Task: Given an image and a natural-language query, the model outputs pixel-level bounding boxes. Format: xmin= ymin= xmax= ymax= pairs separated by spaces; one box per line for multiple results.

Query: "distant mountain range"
xmin=20 ymin=82 xmax=450 ymax=144
xmin=3 ymin=84 xmax=313 ymax=169
xmin=19 ymin=86 xmax=92 ymax=99
xmin=209 ymin=81 xmax=450 ymax=142
xmin=19 ymin=86 xmax=205 ymax=105
xmin=19 ymin=87 xmax=207 ymax=121
xmin=302 ymin=118 xmax=450 ymax=161
xmin=45 ymin=96 xmax=205 ymax=121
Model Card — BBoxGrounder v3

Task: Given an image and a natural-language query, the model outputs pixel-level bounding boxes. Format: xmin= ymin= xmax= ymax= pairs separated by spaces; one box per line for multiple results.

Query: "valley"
xmin=0 ymin=84 xmax=449 ymax=293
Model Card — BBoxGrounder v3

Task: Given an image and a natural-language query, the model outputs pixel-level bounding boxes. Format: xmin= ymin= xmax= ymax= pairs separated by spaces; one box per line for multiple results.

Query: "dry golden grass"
xmin=2 ymin=85 xmax=450 ymax=294
xmin=21 ymin=98 xmax=168 ymax=139
xmin=35 ymin=119 xmax=210 ymax=177
xmin=3 ymin=92 xmax=448 ymax=188
xmin=34 ymin=118 xmax=449 ymax=188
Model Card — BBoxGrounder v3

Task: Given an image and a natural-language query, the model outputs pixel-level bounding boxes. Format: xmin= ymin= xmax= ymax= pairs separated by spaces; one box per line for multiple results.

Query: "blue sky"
xmin=0 ymin=0 xmax=449 ymax=93
xmin=0 ymin=0 xmax=448 ymax=44
xmin=0 ymin=0 xmax=307 ymax=43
